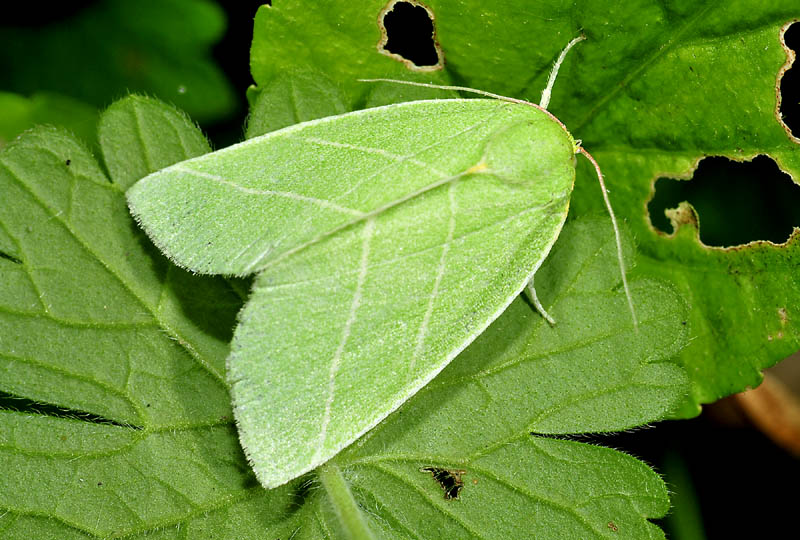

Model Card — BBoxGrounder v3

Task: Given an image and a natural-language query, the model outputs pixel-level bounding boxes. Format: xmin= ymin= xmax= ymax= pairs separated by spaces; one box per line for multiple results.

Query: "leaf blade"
xmin=1 ymin=123 xmax=687 ymax=539
xmin=0 ymin=98 xmax=266 ymax=538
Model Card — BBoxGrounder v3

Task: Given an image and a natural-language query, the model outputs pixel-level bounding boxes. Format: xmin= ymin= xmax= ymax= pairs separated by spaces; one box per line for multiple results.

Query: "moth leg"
xmin=525 ymin=276 xmax=556 ymax=325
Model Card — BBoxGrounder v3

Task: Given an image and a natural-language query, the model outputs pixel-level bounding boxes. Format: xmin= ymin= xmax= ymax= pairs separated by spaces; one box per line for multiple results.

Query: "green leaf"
xmin=98 ymin=95 xmax=211 ymax=191
xmin=246 ymin=69 xmax=348 ymax=138
xmin=0 ymin=98 xmax=260 ymax=538
xmin=249 ymin=0 xmax=800 ymax=415
xmin=0 ymin=96 xmax=688 ymax=536
xmin=127 ymin=98 xmax=580 ymax=488
xmin=0 ymin=92 xmax=98 ymax=149
xmin=0 ymin=0 xmax=236 ymax=124
xmin=566 ymin=11 xmax=800 ymax=416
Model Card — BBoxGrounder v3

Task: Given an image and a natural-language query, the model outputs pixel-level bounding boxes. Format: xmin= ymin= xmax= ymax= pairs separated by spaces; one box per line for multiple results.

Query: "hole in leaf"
xmin=780 ymin=22 xmax=800 ymax=139
xmin=378 ymin=1 xmax=442 ymax=70
xmin=420 ymin=466 xmax=466 ymax=500
xmin=0 ymin=391 xmax=142 ymax=429
xmin=648 ymin=155 xmax=800 ymax=247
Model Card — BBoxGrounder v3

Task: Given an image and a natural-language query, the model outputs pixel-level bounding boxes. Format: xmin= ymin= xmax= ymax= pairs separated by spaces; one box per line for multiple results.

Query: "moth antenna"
xmin=539 ymin=33 xmax=586 ymax=109
xmin=357 ymin=78 xmax=534 ymax=106
xmin=579 ymin=147 xmax=638 ymax=330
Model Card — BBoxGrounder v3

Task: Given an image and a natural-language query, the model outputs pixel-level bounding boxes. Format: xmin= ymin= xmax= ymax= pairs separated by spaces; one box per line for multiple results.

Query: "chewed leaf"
xmin=127 ymin=98 xmax=578 ymax=487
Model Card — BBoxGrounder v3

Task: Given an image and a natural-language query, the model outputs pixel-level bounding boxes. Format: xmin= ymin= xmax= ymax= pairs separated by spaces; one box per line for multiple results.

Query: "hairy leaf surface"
xmin=0 ymin=97 xmax=257 ymax=538
xmin=0 ymin=95 xmax=687 ymax=535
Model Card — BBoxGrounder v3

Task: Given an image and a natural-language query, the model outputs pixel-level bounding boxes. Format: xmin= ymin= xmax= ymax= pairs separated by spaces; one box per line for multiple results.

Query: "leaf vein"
xmin=367 ymin=462 xmax=492 ymax=540
xmin=0 ymin=160 xmax=226 ymax=387
xmin=0 ymin=351 xmax=142 ymax=421
xmin=574 ymin=1 xmax=717 ymax=130
xmin=131 ymin=102 xmax=155 ymax=173
xmin=465 ymin=463 xmax=607 ymax=537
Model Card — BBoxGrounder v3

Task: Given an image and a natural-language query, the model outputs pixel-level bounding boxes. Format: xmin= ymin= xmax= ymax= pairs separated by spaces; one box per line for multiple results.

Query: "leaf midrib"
xmin=573 ymin=1 xmax=717 ymax=131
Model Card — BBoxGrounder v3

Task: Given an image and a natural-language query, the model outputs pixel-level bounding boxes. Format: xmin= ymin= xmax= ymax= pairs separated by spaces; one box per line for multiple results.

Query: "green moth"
xmin=126 ymin=36 xmax=633 ymax=489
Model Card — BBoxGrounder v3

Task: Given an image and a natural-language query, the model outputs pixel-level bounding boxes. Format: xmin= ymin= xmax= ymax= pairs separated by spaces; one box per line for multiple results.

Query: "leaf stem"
xmin=318 ymin=462 xmax=376 ymax=540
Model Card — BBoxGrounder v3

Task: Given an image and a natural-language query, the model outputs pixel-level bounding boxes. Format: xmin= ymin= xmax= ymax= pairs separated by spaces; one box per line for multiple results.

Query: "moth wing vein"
xmin=313 ymin=217 xmax=377 ymax=462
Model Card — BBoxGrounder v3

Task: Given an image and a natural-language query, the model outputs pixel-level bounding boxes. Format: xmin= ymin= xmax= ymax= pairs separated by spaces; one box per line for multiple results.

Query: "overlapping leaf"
xmin=0 ymin=97 xmax=263 ymax=539
xmin=249 ymin=0 xmax=800 ymax=416
xmin=0 ymin=92 xmax=97 ymax=149
xmin=0 ymin=96 xmax=688 ymax=538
